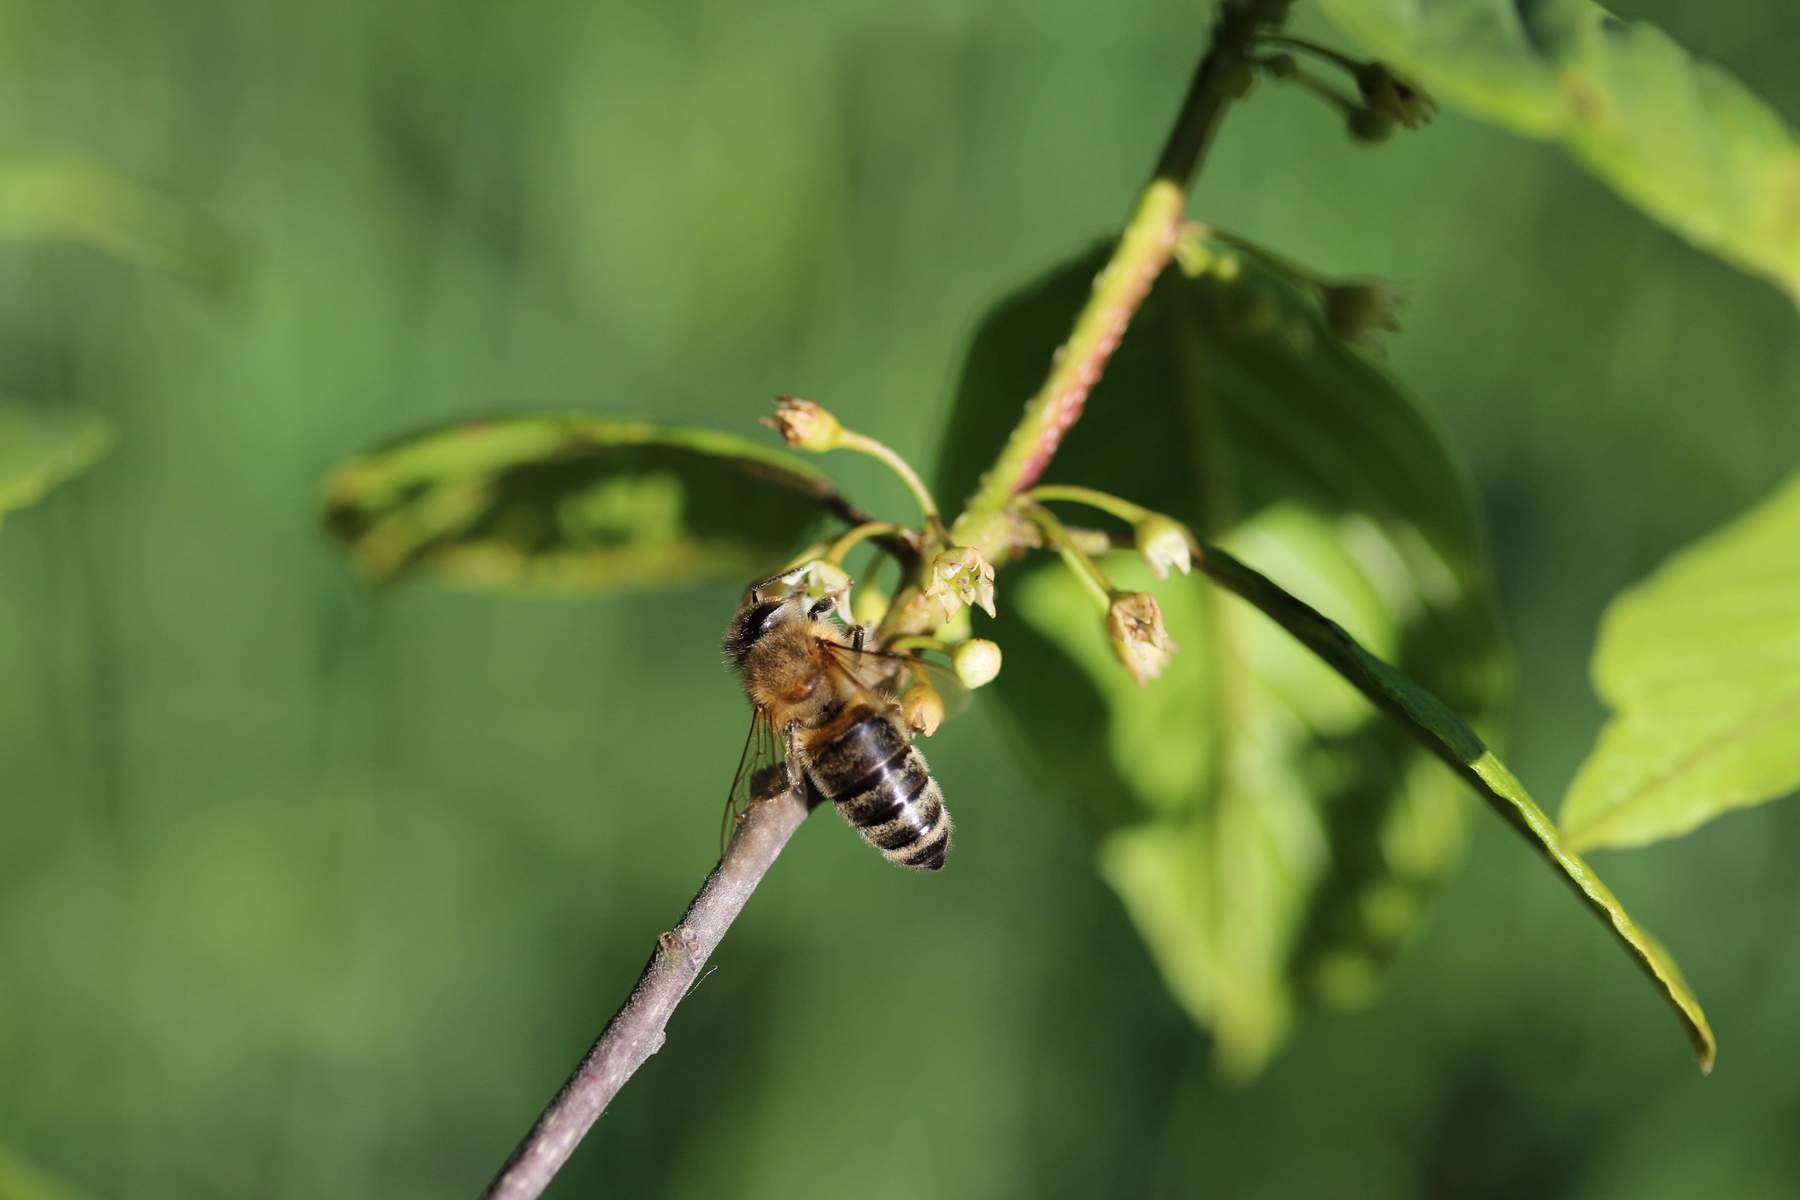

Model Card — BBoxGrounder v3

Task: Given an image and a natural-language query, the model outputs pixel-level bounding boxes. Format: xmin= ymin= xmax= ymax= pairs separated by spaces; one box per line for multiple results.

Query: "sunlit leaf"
xmin=0 ymin=404 xmax=113 ymax=526
xmin=1318 ymin=0 xmax=1800 ymax=304
xmin=0 ymin=162 xmax=239 ymax=292
xmin=938 ymin=242 xmax=1508 ymax=1077
xmin=321 ymin=414 xmax=864 ymax=594
xmin=1562 ymin=471 xmax=1800 ymax=851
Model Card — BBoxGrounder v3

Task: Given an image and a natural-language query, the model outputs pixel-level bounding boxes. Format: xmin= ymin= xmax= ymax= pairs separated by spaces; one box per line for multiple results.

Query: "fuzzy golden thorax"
xmin=734 ymin=612 xmax=843 ymax=726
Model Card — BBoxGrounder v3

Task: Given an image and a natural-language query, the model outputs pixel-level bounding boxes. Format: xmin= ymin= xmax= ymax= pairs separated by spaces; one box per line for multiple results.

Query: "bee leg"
xmin=783 ymin=725 xmax=811 ymax=797
xmin=849 ymin=624 xmax=867 ymax=652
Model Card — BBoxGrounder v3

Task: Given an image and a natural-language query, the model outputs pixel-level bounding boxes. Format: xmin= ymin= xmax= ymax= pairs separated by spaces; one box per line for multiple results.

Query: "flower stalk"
xmin=1018 ymin=501 xmax=1116 ymax=613
xmin=825 ymin=521 xmax=905 ymax=566
xmin=949 ymin=0 xmax=1296 ymax=562
xmin=766 ymin=397 xmax=947 ymax=541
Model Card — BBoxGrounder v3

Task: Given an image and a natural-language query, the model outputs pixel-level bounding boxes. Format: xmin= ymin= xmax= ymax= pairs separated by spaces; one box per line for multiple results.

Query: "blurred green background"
xmin=5 ymin=1 xmax=1799 ymax=1196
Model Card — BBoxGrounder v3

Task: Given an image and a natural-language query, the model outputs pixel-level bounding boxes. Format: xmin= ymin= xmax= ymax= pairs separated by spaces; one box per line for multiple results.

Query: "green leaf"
xmin=1198 ymin=542 xmax=1715 ymax=1073
xmin=0 ymin=404 xmax=113 ymax=526
xmin=321 ymin=413 xmax=863 ymax=595
xmin=938 ymin=242 xmax=1509 ymax=1077
xmin=1318 ymin=0 xmax=1800 ymax=305
xmin=0 ymin=162 xmax=240 ymax=292
xmin=1562 ymin=471 xmax=1800 ymax=852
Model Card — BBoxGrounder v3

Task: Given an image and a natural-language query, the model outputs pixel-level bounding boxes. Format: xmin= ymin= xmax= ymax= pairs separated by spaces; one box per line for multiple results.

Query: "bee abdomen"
xmin=810 ymin=709 xmax=952 ymax=872
xmin=836 ymin=751 xmax=952 ymax=871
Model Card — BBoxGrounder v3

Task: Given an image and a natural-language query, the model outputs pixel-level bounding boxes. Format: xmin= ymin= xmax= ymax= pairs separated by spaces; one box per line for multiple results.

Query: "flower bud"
xmin=1355 ymin=62 xmax=1436 ymax=129
xmin=759 ymin=396 xmax=842 ymax=452
xmin=1215 ymin=60 xmax=1256 ymax=99
xmin=1322 ymin=279 xmax=1404 ymax=347
xmin=922 ymin=546 xmax=997 ymax=624
xmin=901 ymin=679 xmax=945 ymax=737
xmin=1345 ymin=107 xmax=1396 ymax=144
xmin=951 ymin=638 xmax=1002 ymax=689
xmin=1107 ymin=592 xmax=1179 ymax=686
xmin=850 ymin=581 xmax=890 ymax=629
xmin=1133 ymin=514 xmax=1194 ymax=580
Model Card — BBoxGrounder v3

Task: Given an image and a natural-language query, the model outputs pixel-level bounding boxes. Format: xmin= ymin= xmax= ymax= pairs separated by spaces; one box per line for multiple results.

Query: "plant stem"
xmin=1258 ymin=32 xmax=1363 ymax=73
xmin=1189 ymin=223 xmax=1329 ymax=288
xmin=1282 ymin=65 xmax=1362 ymax=115
xmin=1151 ymin=0 xmax=1293 ymax=187
xmin=1021 ymin=484 xmax=1153 ymax=526
xmin=779 ymin=539 xmax=833 ymax=571
xmin=884 ymin=634 xmax=953 ymax=656
xmin=482 ymin=781 xmax=815 ymax=1200
xmin=949 ymin=0 xmax=1292 ymax=556
xmin=949 ymin=180 xmax=1184 ymax=549
xmin=1018 ymin=501 xmax=1116 ymax=612
xmin=1063 ymin=524 xmax=1132 ymax=557
xmin=838 ymin=431 xmax=946 ymax=538
xmin=825 ymin=521 xmax=904 ymax=565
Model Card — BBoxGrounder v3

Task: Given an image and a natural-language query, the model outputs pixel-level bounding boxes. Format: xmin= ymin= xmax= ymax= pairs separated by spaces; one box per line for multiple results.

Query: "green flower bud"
xmin=901 ymin=679 xmax=945 ymax=737
xmin=1322 ymin=279 xmax=1404 ymax=347
xmin=1346 ymin=107 xmax=1396 ymax=144
xmin=850 ymin=581 xmax=890 ymax=629
xmin=760 ymin=396 xmax=842 ymax=452
xmin=950 ymin=638 xmax=1002 ymax=689
xmin=1355 ymin=62 xmax=1436 ymax=129
xmin=1133 ymin=514 xmax=1194 ymax=580
xmin=1216 ymin=60 xmax=1257 ymax=99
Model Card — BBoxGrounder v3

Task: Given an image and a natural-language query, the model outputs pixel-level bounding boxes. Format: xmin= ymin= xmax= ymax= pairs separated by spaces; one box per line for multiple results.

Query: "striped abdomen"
xmin=803 ymin=703 xmax=952 ymax=871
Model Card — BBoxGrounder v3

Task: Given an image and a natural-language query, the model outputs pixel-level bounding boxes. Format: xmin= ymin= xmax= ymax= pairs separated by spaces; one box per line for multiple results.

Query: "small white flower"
xmin=922 ymin=546 xmax=997 ymax=624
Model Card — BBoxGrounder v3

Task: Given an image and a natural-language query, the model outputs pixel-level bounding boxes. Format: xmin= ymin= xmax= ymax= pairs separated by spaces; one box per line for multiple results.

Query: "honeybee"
xmin=723 ymin=573 xmax=955 ymax=871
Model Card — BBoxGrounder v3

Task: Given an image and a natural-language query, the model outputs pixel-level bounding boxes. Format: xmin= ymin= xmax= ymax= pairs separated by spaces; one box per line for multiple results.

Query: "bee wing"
xmin=721 ymin=705 xmax=798 ymax=856
xmin=818 ymin=640 xmax=970 ymax=720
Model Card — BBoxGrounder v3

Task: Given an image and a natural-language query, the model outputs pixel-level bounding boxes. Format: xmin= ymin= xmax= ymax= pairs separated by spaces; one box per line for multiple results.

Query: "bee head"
xmin=723 ymin=595 xmax=802 ymax=669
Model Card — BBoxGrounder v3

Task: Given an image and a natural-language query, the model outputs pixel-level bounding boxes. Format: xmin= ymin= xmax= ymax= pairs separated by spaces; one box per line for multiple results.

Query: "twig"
xmin=950 ymin=0 xmax=1294 ymax=559
xmin=482 ymin=781 xmax=815 ymax=1200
